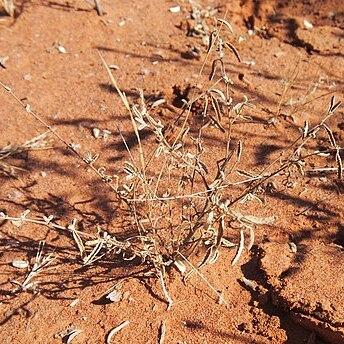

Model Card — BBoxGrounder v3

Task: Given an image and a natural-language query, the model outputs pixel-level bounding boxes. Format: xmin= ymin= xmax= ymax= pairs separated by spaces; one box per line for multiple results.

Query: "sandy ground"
xmin=0 ymin=1 xmax=343 ymax=343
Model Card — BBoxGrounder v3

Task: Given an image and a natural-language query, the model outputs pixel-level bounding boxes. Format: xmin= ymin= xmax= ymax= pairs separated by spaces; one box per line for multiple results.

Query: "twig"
xmin=177 ymin=251 xmax=228 ymax=306
xmin=94 ymin=0 xmax=103 ymax=16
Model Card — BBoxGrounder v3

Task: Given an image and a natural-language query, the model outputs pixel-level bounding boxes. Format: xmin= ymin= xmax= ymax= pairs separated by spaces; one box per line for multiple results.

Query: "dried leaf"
xmin=207 ymin=30 xmax=216 ymax=53
xmin=69 ymin=299 xmax=79 ymax=307
xmin=169 ymin=6 xmax=180 ymax=13
xmin=336 ymin=149 xmax=343 ymax=179
xmin=65 ymin=329 xmax=83 ymax=344
xmin=12 ymin=260 xmax=29 ymax=269
xmin=72 ymin=230 xmax=86 ymax=260
xmin=221 ymin=238 xmax=236 ymax=248
xmin=247 ymin=227 xmax=255 ymax=251
xmin=210 ymin=88 xmax=226 ymax=102
xmin=232 ymin=229 xmax=244 ymax=266
xmin=289 ymin=242 xmax=297 ymax=253
xmin=209 ymin=249 xmax=220 ymax=264
xmin=302 ymin=120 xmax=309 ymax=139
xmin=159 ymin=321 xmax=166 ymax=344
xmin=241 ymin=277 xmax=258 ymax=291
xmin=237 ymin=141 xmax=242 ymax=161
xmin=322 ymin=124 xmax=337 ymax=148
xmin=151 ymin=99 xmax=166 ymax=108
xmin=92 ymin=127 xmax=101 ymax=138
xmin=106 ymin=289 xmax=122 ymax=302
xmin=217 ymin=18 xmax=233 ymax=33
xmin=209 ymin=59 xmax=224 ymax=81
xmin=242 ymin=215 xmax=276 ymax=225
xmin=174 ymin=259 xmax=186 ymax=274
xmin=224 ymin=42 xmax=241 ymax=62
xmin=106 ymin=321 xmax=130 ymax=344
xmin=83 ymin=241 xmax=103 ymax=265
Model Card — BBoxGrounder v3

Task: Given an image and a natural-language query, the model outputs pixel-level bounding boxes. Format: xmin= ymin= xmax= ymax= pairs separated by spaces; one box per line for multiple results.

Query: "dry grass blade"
xmin=302 ymin=120 xmax=309 ymax=139
xmin=247 ymin=227 xmax=255 ymax=251
xmin=98 ymin=51 xmax=150 ymax=204
xmin=178 ymin=251 xmax=228 ymax=306
xmin=241 ymin=277 xmax=258 ymax=291
xmin=159 ymin=321 xmax=166 ymax=344
xmin=83 ymin=240 xmax=104 ymax=265
xmin=224 ymin=42 xmax=241 ymax=62
xmin=0 ymin=131 xmax=51 ymax=176
xmin=231 ymin=229 xmax=244 ymax=266
xmin=322 ymin=123 xmax=337 ymax=148
xmin=71 ymin=227 xmax=86 ymax=260
xmin=158 ymin=269 xmax=173 ymax=310
xmin=106 ymin=321 xmax=130 ymax=344
xmin=12 ymin=241 xmax=57 ymax=292
xmin=65 ymin=329 xmax=83 ymax=344
xmin=217 ymin=18 xmax=233 ymax=33
xmin=336 ymin=150 xmax=343 ymax=179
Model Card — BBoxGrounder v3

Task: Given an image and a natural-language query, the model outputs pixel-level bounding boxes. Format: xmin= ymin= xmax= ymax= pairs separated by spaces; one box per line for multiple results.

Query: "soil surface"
xmin=0 ymin=1 xmax=343 ymax=343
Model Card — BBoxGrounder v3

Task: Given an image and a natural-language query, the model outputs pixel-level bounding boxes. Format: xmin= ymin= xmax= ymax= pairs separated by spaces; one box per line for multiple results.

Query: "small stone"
xmin=23 ymin=74 xmax=32 ymax=81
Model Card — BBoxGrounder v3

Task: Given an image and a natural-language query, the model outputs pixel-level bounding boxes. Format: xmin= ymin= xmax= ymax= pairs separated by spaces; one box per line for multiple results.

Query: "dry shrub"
xmin=0 ymin=16 xmax=341 ymax=308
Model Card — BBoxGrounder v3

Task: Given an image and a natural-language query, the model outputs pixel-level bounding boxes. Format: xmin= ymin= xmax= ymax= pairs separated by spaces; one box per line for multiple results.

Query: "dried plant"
xmin=0 ymin=131 xmax=51 ymax=177
xmin=10 ymin=240 xmax=57 ymax=293
xmin=0 ymin=14 xmax=342 ymax=309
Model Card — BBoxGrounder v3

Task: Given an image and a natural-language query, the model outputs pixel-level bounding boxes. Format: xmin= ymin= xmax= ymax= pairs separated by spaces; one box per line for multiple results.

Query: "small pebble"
xmin=23 ymin=74 xmax=32 ymax=81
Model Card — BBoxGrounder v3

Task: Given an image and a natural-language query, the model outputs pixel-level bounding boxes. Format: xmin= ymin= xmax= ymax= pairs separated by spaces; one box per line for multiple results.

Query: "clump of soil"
xmin=259 ymin=241 xmax=344 ymax=343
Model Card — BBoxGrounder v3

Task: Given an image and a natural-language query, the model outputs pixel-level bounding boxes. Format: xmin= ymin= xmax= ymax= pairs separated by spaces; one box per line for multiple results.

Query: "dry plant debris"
xmin=0 ymin=131 xmax=51 ymax=177
xmin=0 ymin=14 xmax=342 ymax=314
xmin=106 ymin=321 xmax=129 ymax=344
xmin=10 ymin=240 xmax=57 ymax=293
